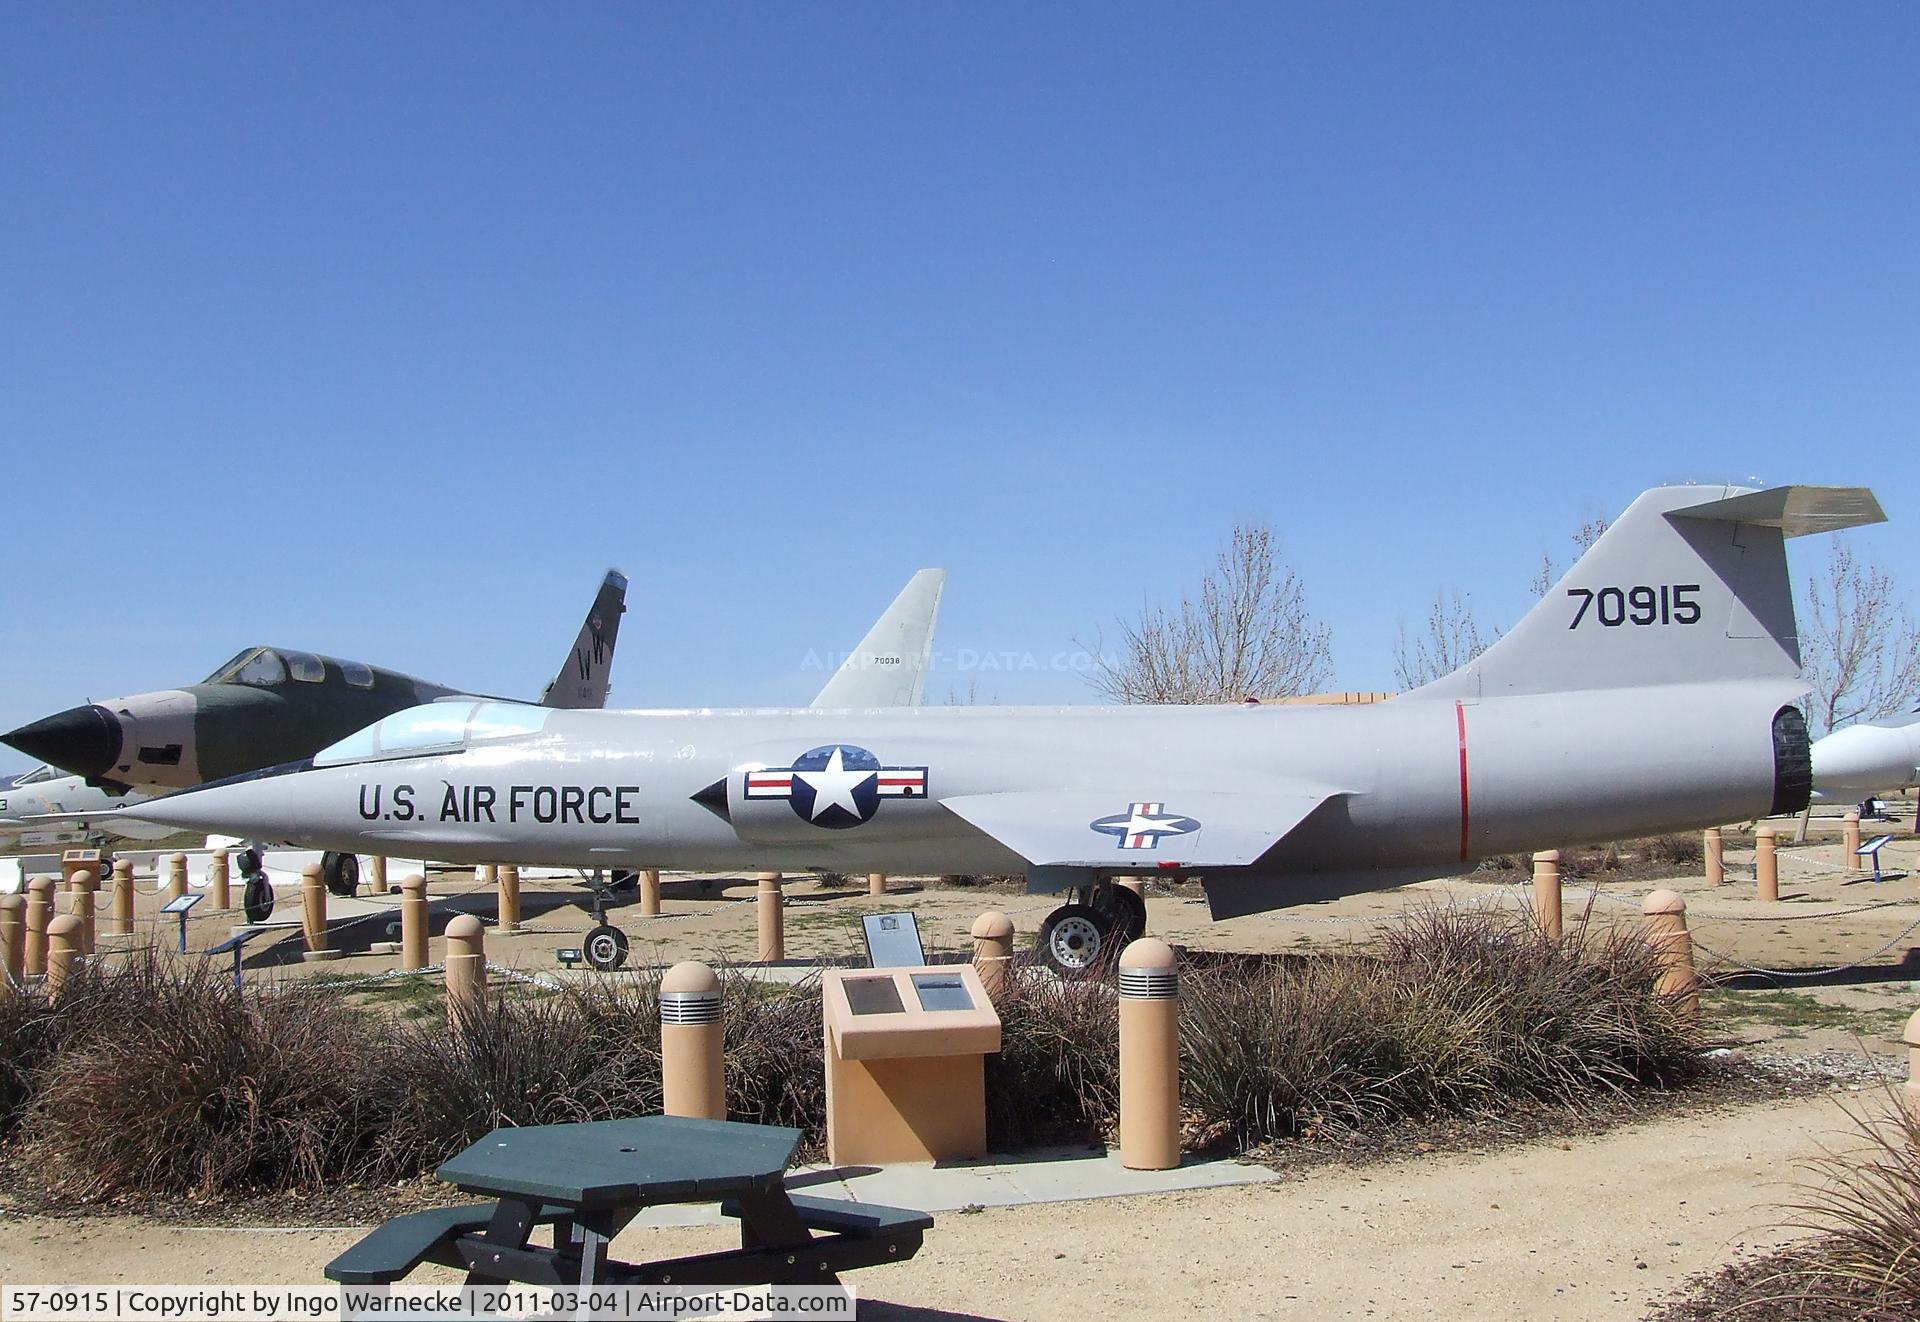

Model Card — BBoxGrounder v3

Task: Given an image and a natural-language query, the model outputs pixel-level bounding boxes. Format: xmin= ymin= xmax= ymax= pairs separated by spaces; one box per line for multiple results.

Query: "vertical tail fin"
xmin=1407 ymin=485 xmax=1883 ymax=701
xmin=539 ymin=570 xmax=629 ymax=710
xmin=811 ymin=569 xmax=946 ymax=708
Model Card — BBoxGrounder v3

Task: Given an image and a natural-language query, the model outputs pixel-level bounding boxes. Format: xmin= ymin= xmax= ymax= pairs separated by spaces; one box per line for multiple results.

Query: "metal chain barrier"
xmin=1690 ymin=912 xmax=1920 ymax=980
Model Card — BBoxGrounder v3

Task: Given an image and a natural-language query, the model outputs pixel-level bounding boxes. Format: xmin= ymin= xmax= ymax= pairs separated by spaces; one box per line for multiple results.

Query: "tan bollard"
xmin=639 ymin=869 xmax=662 ymax=918
xmin=209 ymin=848 xmax=230 ymax=910
xmin=498 ymin=865 xmax=521 ymax=933
xmin=300 ymin=863 xmax=339 ymax=960
xmin=756 ymin=872 xmax=784 ymax=963
xmin=45 ymin=915 xmax=82 ymax=1002
xmin=1845 ymin=810 xmax=1863 ymax=869
xmin=443 ymin=914 xmax=487 ymax=1022
xmin=399 ymin=874 xmax=429 ymax=971
xmin=1116 ymin=877 xmax=1147 ymax=931
xmin=1119 ymin=938 xmax=1181 ymax=1170
xmin=660 ymin=960 xmax=726 ymax=1120
xmin=868 ymin=872 xmax=887 ymax=897
xmin=0 ymin=895 xmax=24 ymax=987
xmin=1532 ymin=850 xmax=1563 ymax=940
xmin=110 ymin=859 xmax=134 ymax=935
xmin=480 ymin=863 xmax=498 ymax=892
xmin=971 ymin=911 xmax=1015 ymax=1003
xmin=69 ymin=870 xmax=96 ymax=956
xmin=1755 ymin=825 xmax=1779 ymax=902
xmin=166 ymin=853 xmax=188 ymax=903
xmin=1902 ymin=1009 xmax=1920 ymax=1124
xmin=368 ymin=855 xmax=388 ymax=894
xmin=25 ymin=876 xmax=55 ymax=977
xmin=1704 ymin=827 xmax=1724 ymax=886
xmin=1642 ymin=889 xmax=1698 ymax=1018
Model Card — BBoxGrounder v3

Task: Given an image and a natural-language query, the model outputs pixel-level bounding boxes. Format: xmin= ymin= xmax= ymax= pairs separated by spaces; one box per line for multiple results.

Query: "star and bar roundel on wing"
xmin=743 ymin=744 xmax=929 ymax=830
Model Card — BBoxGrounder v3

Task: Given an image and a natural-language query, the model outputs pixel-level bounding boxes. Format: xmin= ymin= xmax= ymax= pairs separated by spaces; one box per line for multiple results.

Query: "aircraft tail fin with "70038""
xmin=1406 ymin=485 xmax=1884 ymax=703
xmin=539 ymin=570 xmax=629 ymax=710
xmin=811 ymin=569 xmax=946 ymax=709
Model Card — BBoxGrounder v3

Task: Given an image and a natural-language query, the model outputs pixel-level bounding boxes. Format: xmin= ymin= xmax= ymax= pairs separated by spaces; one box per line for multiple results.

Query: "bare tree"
xmin=1800 ymin=541 xmax=1920 ymax=736
xmin=1393 ymin=590 xmax=1488 ymax=689
xmin=1530 ymin=517 xmax=1611 ymax=597
xmin=1087 ymin=521 xmax=1333 ymax=704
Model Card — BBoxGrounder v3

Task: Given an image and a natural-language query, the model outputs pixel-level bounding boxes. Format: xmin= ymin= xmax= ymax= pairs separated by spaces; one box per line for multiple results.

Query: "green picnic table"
xmin=324 ymin=1115 xmax=930 ymax=1288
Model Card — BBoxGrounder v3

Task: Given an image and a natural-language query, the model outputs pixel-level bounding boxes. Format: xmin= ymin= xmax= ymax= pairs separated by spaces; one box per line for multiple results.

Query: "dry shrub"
xmin=1181 ymin=906 xmax=1699 ymax=1144
xmin=1646 ymin=832 xmax=1705 ymax=868
xmin=22 ymin=958 xmax=394 ymax=1199
xmin=986 ymin=971 xmax=1119 ymax=1148
xmin=721 ymin=973 xmax=824 ymax=1145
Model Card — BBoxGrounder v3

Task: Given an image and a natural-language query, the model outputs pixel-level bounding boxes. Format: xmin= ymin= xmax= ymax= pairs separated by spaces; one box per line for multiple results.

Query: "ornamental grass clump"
xmin=1179 ymin=905 xmax=1700 ymax=1144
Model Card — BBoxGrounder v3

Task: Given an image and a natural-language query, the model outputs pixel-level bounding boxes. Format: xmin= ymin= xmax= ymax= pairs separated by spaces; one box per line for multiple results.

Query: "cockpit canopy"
xmin=312 ymin=701 xmax=552 ymax=767
xmin=204 ymin=647 xmax=376 ymax=690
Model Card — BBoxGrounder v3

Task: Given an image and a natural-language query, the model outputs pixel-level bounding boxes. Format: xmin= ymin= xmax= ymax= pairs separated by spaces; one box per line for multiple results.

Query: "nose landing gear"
xmin=1037 ymin=880 xmax=1146 ymax=973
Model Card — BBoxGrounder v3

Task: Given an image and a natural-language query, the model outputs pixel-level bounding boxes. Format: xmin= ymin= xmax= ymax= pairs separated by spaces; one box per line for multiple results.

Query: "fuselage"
xmin=124 ymin=680 xmax=1806 ymax=910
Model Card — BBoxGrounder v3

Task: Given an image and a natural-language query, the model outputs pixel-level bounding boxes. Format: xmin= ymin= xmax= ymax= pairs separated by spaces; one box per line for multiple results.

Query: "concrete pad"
xmin=800 ymin=1147 xmax=1279 ymax=1212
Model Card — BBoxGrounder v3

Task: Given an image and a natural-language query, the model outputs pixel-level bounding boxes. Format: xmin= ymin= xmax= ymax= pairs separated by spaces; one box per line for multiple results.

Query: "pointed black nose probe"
xmin=2 ymin=704 xmax=124 ymax=780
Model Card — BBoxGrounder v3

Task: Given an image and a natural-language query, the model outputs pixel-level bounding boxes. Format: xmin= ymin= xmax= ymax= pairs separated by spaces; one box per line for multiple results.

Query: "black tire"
xmin=235 ymin=847 xmax=263 ymax=878
xmin=1038 ymin=903 xmax=1114 ymax=974
xmin=322 ymin=851 xmax=360 ymax=898
xmin=1100 ymin=883 xmax=1148 ymax=949
xmin=583 ymin=924 xmax=630 ymax=971
xmin=242 ymin=874 xmax=274 ymax=924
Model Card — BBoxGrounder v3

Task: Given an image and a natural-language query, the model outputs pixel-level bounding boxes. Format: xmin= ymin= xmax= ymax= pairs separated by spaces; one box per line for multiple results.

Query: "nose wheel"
xmin=1036 ymin=882 xmax=1147 ymax=974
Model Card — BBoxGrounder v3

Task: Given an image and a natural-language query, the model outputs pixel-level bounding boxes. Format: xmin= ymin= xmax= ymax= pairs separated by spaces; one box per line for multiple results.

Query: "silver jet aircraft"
xmin=1809 ymin=715 xmax=1920 ymax=802
xmin=111 ymin=485 xmax=1879 ymax=969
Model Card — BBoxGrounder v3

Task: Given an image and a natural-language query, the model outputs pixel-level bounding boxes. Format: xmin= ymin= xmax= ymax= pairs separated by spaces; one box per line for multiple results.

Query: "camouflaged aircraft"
xmin=0 ymin=571 xmax=630 ymax=873
xmin=108 ymin=485 xmax=1881 ymax=971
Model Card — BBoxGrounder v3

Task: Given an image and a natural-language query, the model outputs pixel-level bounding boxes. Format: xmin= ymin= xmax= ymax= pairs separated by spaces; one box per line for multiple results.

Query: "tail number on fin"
xmin=1567 ymin=584 xmax=1702 ymax=629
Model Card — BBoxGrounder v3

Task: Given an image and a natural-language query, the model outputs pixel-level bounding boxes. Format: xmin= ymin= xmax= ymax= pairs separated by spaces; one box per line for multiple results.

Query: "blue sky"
xmin=3 ymin=3 xmax=1916 ymax=768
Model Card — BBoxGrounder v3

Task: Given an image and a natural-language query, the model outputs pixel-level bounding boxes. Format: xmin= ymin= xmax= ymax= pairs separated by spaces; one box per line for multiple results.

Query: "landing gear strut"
xmin=1037 ymin=880 xmax=1146 ymax=974
xmin=581 ymin=868 xmax=630 ymax=971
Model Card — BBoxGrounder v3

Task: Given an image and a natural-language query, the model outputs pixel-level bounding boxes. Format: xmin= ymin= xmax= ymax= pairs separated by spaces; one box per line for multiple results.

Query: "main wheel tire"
xmin=583 ymin=924 xmax=630 ymax=971
xmin=321 ymin=851 xmax=360 ymax=898
xmin=1100 ymin=884 xmax=1148 ymax=949
xmin=1039 ymin=903 xmax=1114 ymax=974
xmin=242 ymin=874 xmax=274 ymax=924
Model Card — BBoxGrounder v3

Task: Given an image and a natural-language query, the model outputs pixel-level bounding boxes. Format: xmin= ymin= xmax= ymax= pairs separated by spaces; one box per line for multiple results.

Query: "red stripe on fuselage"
xmin=1455 ymin=700 xmax=1470 ymax=861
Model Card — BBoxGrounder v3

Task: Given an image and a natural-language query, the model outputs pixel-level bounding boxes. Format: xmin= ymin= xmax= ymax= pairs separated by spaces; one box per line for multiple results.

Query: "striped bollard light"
xmin=399 ymin=874 xmax=429 ymax=971
xmin=660 ymin=961 xmax=725 ymax=1120
xmin=639 ymin=869 xmax=661 ymax=918
xmin=69 ymin=870 xmax=96 ymax=956
xmin=1755 ymin=825 xmax=1779 ymax=902
xmin=25 ymin=876 xmax=55 ymax=978
xmin=444 ymin=914 xmax=487 ymax=1023
xmin=0 ymin=895 xmax=25 ymax=987
xmin=1642 ymin=889 xmax=1698 ymax=1019
xmin=1532 ymin=850 xmax=1562 ymax=940
xmin=971 ymin=911 xmax=1015 ymax=1003
xmin=45 ymin=915 xmax=82 ymax=1002
xmin=111 ymin=859 xmax=135 ymax=935
xmin=757 ymin=872 xmax=784 ymax=963
xmin=1119 ymin=938 xmax=1180 ymax=1170
xmin=498 ymin=865 xmax=521 ymax=933
xmin=209 ymin=848 xmax=231 ymax=910
xmin=1704 ymin=827 xmax=1724 ymax=886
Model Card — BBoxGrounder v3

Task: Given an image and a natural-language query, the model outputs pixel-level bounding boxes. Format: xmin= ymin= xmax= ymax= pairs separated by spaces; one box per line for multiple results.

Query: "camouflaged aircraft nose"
xmin=3 ymin=704 xmax=122 ymax=781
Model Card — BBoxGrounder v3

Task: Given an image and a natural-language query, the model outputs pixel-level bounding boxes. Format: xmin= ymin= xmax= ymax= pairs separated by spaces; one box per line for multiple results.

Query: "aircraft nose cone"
xmin=2 ymin=704 xmax=123 ymax=780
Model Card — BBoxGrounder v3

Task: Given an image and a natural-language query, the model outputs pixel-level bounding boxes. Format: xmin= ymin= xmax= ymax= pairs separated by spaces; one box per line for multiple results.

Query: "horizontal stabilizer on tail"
xmin=941 ymin=787 xmax=1344 ymax=873
xmin=1405 ymin=484 xmax=1883 ymax=703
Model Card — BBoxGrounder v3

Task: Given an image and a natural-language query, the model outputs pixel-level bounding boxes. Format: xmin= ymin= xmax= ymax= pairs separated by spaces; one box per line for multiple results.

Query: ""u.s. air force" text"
xmin=358 ymin=784 xmax=642 ymax=824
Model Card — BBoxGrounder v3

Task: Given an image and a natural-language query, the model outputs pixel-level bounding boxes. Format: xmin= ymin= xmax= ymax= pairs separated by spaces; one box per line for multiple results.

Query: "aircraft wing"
xmin=940 ymin=788 xmax=1343 ymax=871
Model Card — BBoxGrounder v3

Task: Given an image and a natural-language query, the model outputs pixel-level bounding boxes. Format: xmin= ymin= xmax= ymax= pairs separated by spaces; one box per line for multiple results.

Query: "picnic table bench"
xmin=324 ymin=1115 xmax=930 ymax=1288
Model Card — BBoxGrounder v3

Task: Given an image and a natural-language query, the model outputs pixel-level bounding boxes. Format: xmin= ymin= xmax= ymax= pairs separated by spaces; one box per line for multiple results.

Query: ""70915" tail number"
xmin=1567 ymin=584 xmax=1702 ymax=629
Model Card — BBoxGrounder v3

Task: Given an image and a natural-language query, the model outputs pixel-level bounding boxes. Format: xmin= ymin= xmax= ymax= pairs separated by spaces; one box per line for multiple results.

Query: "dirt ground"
xmin=8 ymin=802 xmax=1919 ymax=1318
xmin=0 ymin=1092 xmax=1884 ymax=1320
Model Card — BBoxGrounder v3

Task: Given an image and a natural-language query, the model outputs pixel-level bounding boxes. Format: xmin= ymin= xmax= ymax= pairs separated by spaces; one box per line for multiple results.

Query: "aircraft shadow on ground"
xmin=1712 ymin=947 xmax=1920 ymax=990
xmin=855 ymin=1305 xmax=1006 ymax=1322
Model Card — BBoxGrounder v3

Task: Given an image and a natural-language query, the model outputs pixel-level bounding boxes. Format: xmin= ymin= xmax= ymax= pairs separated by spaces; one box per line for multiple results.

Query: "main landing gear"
xmin=1037 ymin=880 xmax=1146 ymax=974
xmin=581 ymin=868 xmax=630 ymax=971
